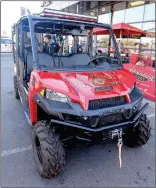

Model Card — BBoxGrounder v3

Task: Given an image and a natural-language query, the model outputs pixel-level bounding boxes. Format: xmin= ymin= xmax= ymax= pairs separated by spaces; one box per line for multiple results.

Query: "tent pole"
xmin=93 ymin=35 xmax=97 ymax=56
xmin=93 ymin=4 xmax=99 ymax=56
xmin=119 ymin=29 xmax=122 ymax=53
xmin=140 ymin=3 xmax=146 ymax=52
xmin=108 ymin=4 xmax=114 ymax=55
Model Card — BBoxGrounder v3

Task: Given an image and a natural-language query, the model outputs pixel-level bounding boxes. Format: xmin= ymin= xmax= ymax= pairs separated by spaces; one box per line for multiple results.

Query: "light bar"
xmin=40 ymin=8 xmax=97 ymax=23
xmin=130 ymin=1 xmax=145 ymax=7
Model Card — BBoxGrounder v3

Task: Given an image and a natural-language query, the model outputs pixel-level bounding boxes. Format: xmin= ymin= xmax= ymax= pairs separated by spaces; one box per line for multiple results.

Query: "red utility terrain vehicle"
xmin=12 ymin=9 xmax=151 ymax=178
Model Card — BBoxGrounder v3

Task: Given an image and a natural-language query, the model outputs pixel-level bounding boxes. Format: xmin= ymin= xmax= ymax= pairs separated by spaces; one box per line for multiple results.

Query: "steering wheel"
xmin=88 ymin=55 xmax=110 ymax=66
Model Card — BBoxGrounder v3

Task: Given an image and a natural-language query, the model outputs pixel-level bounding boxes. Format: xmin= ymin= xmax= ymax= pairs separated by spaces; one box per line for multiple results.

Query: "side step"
xmin=18 ymin=90 xmax=24 ymax=105
xmin=24 ymin=109 xmax=32 ymax=126
xmin=18 ymin=86 xmax=32 ymax=126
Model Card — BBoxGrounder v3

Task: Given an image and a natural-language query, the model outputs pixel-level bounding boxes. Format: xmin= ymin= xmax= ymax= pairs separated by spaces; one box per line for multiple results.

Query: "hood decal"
xmin=92 ymin=78 xmax=106 ymax=85
xmin=39 ymin=69 xmax=136 ymax=110
xmin=95 ymin=86 xmax=113 ymax=92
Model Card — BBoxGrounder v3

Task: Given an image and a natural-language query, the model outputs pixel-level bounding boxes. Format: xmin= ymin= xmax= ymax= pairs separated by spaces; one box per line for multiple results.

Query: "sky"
xmin=1 ymin=1 xmax=155 ymax=39
xmin=1 ymin=1 xmax=42 ymax=37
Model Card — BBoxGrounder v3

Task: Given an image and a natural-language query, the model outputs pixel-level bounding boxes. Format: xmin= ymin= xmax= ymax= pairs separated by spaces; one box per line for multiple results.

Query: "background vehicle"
xmin=1 ymin=36 xmax=12 ymax=53
xmin=12 ymin=9 xmax=151 ymax=178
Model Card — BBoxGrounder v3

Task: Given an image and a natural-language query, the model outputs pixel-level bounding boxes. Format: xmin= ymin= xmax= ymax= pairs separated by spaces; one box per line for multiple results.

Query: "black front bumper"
xmin=34 ymin=88 xmax=148 ymax=132
xmin=50 ymin=103 xmax=148 ymax=132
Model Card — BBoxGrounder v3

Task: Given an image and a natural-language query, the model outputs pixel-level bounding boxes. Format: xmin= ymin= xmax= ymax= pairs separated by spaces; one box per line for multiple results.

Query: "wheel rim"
xmin=35 ymin=136 xmax=43 ymax=164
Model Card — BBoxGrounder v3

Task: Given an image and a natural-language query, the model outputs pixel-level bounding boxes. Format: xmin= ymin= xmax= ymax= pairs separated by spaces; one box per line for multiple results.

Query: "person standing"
xmin=43 ymin=34 xmax=52 ymax=54
xmin=49 ymin=35 xmax=59 ymax=54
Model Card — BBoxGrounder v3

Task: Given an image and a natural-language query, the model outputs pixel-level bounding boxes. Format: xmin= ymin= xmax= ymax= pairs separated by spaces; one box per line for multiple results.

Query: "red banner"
xmin=123 ymin=63 xmax=155 ymax=101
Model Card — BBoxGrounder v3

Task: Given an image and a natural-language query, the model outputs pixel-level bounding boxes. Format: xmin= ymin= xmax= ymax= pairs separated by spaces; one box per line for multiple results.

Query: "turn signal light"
xmin=40 ymin=89 xmax=45 ymax=96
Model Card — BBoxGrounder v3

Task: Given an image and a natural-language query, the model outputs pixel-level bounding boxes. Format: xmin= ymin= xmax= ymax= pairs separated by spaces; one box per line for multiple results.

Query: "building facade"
xmin=41 ymin=1 xmax=155 ymax=31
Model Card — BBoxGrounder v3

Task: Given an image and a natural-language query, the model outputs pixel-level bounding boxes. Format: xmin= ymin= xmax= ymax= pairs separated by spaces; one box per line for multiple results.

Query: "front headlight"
xmin=45 ymin=89 xmax=70 ymax=103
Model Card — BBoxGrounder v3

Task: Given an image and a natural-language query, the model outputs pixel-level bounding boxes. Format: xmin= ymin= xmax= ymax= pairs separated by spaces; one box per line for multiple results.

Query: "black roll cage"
xmin=12 ymin=13 xmax=122 ymax=70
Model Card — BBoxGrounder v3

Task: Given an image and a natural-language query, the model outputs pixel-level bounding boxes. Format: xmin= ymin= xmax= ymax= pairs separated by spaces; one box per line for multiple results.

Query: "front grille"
xmin=88 ymin=96 xmax=127 ymax=110
xmin=63 ymin=114 xmax=98 ymax=127
xmin=98 ymin=108 xmax=134 ymax=127
xmin=99 ymin=114 xmax=124 ymax=127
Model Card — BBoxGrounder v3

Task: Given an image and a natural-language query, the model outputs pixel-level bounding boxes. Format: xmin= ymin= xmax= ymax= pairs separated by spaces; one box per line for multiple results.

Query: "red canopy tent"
xmin=93 ymin=22 xmax=146 ymax=37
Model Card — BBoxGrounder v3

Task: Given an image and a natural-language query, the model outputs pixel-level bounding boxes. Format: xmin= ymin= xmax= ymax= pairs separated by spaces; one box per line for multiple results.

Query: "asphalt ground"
xmin=1 ymin=53 xmax=155 ymax=187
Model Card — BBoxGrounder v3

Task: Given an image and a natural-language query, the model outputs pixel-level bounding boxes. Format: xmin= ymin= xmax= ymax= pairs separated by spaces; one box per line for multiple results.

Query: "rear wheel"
xmin=32 ymin=121 xmax=65 ymax=178
xmin=123 ymin=114 xmax=151 ymax=147
xmin=13 ymin=75 xmax=20 ymax=99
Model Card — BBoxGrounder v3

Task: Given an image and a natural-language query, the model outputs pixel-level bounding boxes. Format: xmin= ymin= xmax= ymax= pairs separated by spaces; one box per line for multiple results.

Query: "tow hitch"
xmin=107 ymin=128 xmax=123 ymax=140
xmin=107 ymin=128 xmax=123 ymax=168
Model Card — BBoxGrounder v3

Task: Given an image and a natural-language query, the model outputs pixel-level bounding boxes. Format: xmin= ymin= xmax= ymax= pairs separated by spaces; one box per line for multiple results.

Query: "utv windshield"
xmin=25 ymin=18 xmax=121 ymax=72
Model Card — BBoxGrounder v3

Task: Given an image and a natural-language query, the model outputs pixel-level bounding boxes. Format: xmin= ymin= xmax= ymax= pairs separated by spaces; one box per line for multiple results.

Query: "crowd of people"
xmin=38 ymin=34 xmax=62 ymax=54
xmin=38 ymin=34 xmax=83 ymax=55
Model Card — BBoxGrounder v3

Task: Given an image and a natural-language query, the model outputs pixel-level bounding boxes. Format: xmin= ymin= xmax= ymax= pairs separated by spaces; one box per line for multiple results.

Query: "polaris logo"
xmin=99 ymin=107 xmax=125 ymax=116
xmin=95 ymin=86 xmax=113 ymax=92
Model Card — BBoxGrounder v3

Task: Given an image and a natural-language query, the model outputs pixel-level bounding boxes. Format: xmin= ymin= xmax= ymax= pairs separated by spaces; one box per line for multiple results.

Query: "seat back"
xmin=38 ymin=53 xmax=91 ymax=68
xmin=24 ymin=49 xmax=34 ymax=75
xmin=24 ymin=51 xmax=91 ymax=75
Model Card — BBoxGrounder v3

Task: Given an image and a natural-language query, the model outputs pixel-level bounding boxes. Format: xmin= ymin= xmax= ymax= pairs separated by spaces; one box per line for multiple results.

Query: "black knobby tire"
xmin=32 ymin=121 xmax=65 ymax=178
xmin=123 ymin=114 xmax=151 ymax=147
xmin=13 ymin=75 xmax=20 ymax=99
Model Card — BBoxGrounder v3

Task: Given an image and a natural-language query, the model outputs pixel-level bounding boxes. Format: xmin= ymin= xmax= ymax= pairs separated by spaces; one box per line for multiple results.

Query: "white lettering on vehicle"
xmin=129 ymin=69 xmax=155 ymax=82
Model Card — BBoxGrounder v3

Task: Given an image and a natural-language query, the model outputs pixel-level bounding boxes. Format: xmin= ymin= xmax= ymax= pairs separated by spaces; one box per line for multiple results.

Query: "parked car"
xmin=1 ymin=37 xmax=12 ymax=53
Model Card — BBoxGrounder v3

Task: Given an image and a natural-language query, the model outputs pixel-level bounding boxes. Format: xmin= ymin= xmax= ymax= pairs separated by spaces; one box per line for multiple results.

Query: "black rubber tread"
xmin=123 ymin=114 xmax=151 ymax=147
xmin=32 ymin=121 xmax=65 ymax=178
xmin=13 ymin=75 xmax=20 ymax=99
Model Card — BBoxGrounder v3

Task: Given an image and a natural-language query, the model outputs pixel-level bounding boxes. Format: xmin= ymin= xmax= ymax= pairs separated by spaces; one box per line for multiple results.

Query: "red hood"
xmin=38 ymin=68 xmax=136 ymax=110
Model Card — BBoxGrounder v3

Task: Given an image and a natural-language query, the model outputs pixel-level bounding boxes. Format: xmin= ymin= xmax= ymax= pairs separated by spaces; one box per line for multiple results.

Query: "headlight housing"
xmin=45 ymin=89 xmax=70 ymax=103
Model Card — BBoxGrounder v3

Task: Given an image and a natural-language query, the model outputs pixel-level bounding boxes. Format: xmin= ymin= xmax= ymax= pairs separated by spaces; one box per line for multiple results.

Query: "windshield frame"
xmin=27 ymin=14 xmax=122 ymax=70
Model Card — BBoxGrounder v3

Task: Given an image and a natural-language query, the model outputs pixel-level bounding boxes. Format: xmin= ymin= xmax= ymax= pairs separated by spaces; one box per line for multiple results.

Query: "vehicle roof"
xmin=18 ymin=14 xmax=112 ymax=30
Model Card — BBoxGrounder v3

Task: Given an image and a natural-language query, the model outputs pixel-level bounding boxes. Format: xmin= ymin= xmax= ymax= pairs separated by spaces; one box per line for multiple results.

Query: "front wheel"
xmin=123 ymin=114 xmax=151 ymax=147
xmin=32 ymin=121 xmax=65 ymax=178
